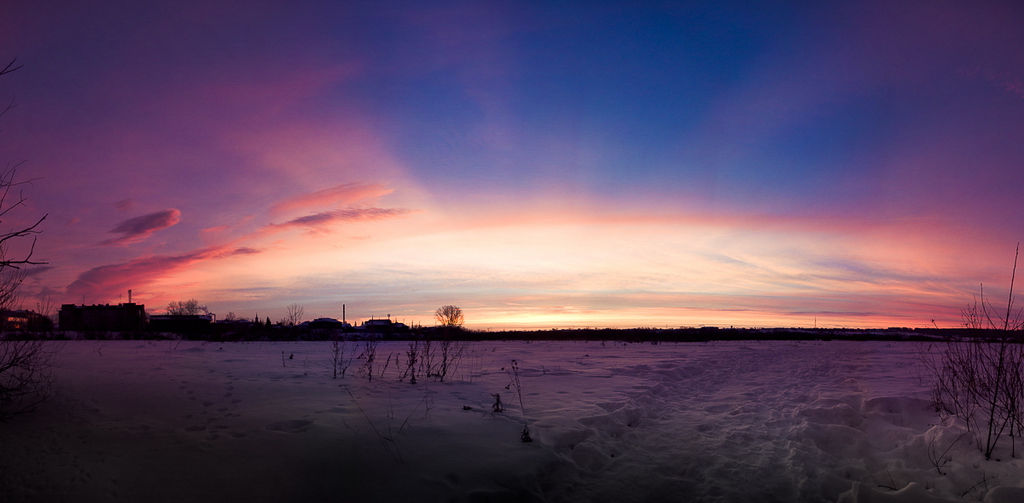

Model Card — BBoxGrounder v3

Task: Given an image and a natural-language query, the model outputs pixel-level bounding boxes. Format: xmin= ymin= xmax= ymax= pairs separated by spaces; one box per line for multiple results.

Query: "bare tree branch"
xmin=0 ymin=58 xmax=23 ymax=76
xmin=0 ymin=57 xmax=61 ymax=421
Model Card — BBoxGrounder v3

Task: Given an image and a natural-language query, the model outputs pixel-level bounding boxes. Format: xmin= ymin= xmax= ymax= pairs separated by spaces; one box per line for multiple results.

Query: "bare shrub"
xmin=359 ymin=338 xmax=379 ymax=381
xmin=435 ymin=338 xmax=469 ymax=382
xmin=329 ymin=338 xmax=352 ymax=379
xmin=418 ymin=332 xmax=469 ymax=382
xmin=927 ymin=429 xmax=967 ymax=475
xmin=0 ymin=338 xmax=61 ymax=421
xmin=420 ymin=338 xmax=434 ymax=378
xmin=400 ymin=340 xmax=419 ymax=384
xmin=502 ymin=359 xmax=531 ymax=442
xmin=378 ymin=352 xmax=394 ymax=379
xmin=343 ymin=382 xmax=435 ymax=464
xmin=924 ymin=243 xmax=1024 ymax=460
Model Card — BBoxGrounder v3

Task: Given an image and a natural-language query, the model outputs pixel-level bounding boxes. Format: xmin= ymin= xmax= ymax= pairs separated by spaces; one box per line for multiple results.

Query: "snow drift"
xmin=2 ymin=340 xmax=1023 ymax=502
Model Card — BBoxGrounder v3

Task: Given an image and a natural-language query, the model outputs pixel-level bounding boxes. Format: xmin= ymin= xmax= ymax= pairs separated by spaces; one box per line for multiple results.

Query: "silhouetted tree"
xmin=430 ymin=305 xmax=467 ymax=382
xmin=166 ymin=298 xmax=208 ymax=316
xmin=285 ymin=303 xmax=304 ymax=326
xmin=434 ymin=305 xmax=464 ymax=327
xmin=0 ymin=58 xmax=59 ymax=421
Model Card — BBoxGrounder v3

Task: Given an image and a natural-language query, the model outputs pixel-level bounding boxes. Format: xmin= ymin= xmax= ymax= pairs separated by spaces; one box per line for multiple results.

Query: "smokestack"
xmin=128 ymin=289 xmax=132 ymax=304
xmin=343 ymin=304 xmax=346 ymax=323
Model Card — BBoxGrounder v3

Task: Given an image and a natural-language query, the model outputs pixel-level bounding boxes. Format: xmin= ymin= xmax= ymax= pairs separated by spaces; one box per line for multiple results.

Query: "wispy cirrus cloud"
xmin=22 ymin=266 xmax=57 ymax=278
xmin=66 ymin=245 xmax=260 ymax=301
xmin=66 ymin=200 xmax=412 ymax=302
xmin=100 ymin=209 xmax=182 ymax=246
xmin=270 ymin=183 xmax=393 ymax=214
xmin=263 ymin=207 xmax=414 ymax=233
xmin=115 ymin=199 xmax=136 ymax=212
xmin=70 ymin=199 xmax=411 ymax=302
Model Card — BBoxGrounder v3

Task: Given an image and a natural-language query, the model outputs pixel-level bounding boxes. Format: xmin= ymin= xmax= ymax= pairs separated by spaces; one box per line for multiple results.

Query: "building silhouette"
xmin=59 ymin=303 xmax=146 ymax=333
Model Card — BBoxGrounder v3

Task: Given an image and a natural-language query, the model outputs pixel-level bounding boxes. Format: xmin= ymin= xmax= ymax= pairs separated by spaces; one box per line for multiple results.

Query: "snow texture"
xmin=2 ymin=340 xmax=1023 ymax=502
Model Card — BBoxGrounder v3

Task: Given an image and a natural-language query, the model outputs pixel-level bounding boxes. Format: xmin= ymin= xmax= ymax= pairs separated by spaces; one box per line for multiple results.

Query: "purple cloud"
xmin=228 ymin=247 xmax=261 ymax=256
xmin=101 ymin=209 xmax=182 ymax=246
xmin=264 ymin=207 xmax=413 ymax=232
xmin=22 ymin=266 xmax=56 ymax=277
xmin=115 ymin=199 xmax=136 ymax=212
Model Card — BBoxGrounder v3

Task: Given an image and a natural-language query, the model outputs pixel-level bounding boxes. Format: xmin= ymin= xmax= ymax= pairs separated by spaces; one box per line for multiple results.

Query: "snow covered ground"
xmin=3 ymin=339 xmax=1024 ymax=502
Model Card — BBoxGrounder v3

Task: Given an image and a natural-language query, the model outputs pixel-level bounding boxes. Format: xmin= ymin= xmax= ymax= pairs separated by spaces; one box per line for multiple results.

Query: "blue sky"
xmin=1 ymin=0 xmax=1022 ymax=328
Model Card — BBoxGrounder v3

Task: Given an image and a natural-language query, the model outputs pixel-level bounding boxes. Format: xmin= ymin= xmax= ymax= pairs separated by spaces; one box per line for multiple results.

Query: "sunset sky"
xmin=1 ymin=0 xmax=1022 ymax=329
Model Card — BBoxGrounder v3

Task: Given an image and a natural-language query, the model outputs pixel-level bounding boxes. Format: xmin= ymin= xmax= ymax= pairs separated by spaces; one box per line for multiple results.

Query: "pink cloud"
xmin=66 ymin=245 xmax=260 ymax=302
xmin=201 ymin=225 xmax=230 ymax=235
xmin=66 ymin=202 xmax=411 ymax=302
xmin=269 ymin=183 xmax=393 ymax=214
xmin=100 ymin=209 xmax=181 ymax=246
xmin=199 ymin=215 xmax=256 ymax=240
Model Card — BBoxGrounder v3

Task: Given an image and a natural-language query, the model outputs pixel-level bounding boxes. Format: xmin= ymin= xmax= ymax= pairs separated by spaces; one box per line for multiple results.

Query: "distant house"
xmin=0 ymin=309 xmax=53 ymax=331
xmin=362 ymin=318 xmax=392 ymax=330
xmin=358 ymin=317 xmax=409 ymax=338
xmin=303 ymin=317 xmax=351 ymax=335
xmin=59 ymin=303 xmax=147 ymax=333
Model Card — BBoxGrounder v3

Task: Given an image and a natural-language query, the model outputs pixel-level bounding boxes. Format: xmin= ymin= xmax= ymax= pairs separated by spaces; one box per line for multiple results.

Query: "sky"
xmin=0 ymin=0 xmax=1022 ymax=330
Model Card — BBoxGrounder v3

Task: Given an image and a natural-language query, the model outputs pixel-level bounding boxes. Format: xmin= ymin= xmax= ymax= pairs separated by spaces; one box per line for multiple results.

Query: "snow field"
xmin=2 ymin=339 xmax=1024 ymax=502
